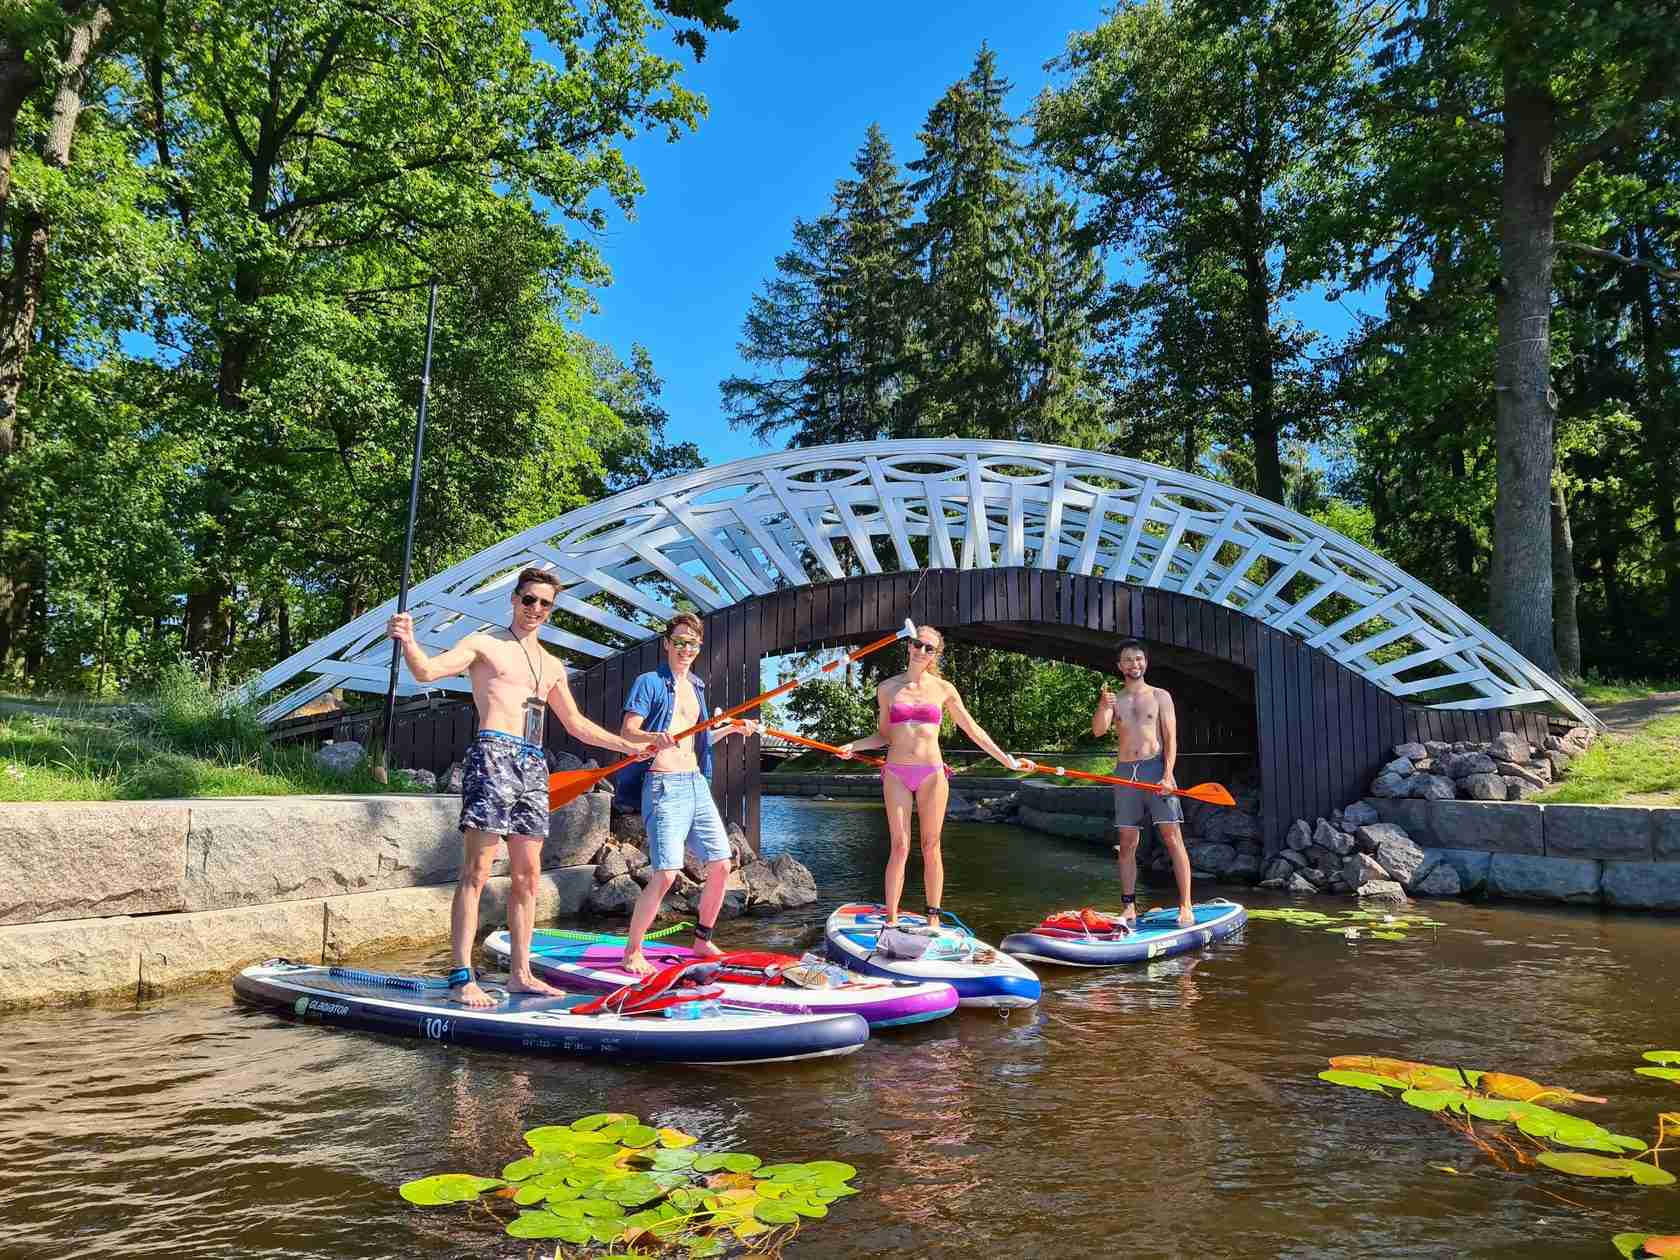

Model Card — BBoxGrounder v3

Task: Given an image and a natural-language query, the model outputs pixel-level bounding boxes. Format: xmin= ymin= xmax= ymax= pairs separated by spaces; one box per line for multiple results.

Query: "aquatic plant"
xmin=1246 ymin=908 xmax=1443 ymax=941
xmin=1317 ymin=1055 xmax=1676 ymax=1185
xmin=1635 ymin=1051 xmax=1680 ymax=1085
xmin=1614 ymin=1233 xmax=1680 ymax=1257
xmin=398 ymin=1112 xmax=859 ymax=1254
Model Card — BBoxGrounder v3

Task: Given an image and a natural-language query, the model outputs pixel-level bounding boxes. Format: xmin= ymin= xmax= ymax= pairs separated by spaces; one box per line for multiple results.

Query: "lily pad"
xmin=572 ymin=1112 xmax=637 ymax=1132
xmin=1401 ymin=1088 xmax=1469 ymax=1113
xmin=1368 ymin=930 xmax=1408 ymax=940
xmin=399 ymin=1173 xmax=502 ymax=1205
xmin=1635 ymin=1068 xmax=1680 ymax=1083
xmin=1644 ymin=1051 xmax=1680 ymax=1066
xmin=505 ymin=1211 xmax=592 ymax=1242
xmin=1319 ymin=1069 xmax=1405 ymax=1093
xmin=512 ymin=1184 xmax=549 ymax=1206
xmin=722 ymin=1153 xmax=763 ymax=1173
xmin=620 ymin=1123 xmax=661 ymax=1149
xmin=805 ymin=1159 xmax=858 ymax=1181
xmin=1536 ymin=1152 xmax=1674 ymax=1184
xmin=658 ymin=1126 xmax=699 ymax=1148
xmin=755 ymin=1162 xmax=822 ymax=1182
xmin=753 ymin=1199 xmax=801 ymax=1225
xmin=602 ymin=1175 xmax=665 ymax=1207
xmin=652 ymin=1148 xmax=699 ymax=1171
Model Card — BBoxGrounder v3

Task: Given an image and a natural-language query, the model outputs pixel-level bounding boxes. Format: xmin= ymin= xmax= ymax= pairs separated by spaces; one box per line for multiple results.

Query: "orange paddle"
xmin=761 ymin=726 xmax=887 ymax=768
xmin=1014 ymin=757 xmax=1237 ymax=807
xmin=548 ymin=619 xmax=917 ymax=810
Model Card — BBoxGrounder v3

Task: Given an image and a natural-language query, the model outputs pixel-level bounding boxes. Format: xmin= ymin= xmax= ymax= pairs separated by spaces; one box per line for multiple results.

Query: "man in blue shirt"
xmin=618 ymin=612 xmax=758 ymax=975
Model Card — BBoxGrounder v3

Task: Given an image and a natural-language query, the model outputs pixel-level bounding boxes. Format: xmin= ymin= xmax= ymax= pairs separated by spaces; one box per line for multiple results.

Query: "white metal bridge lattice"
xmin=249 ymin=440 xmax=1596 ymax=728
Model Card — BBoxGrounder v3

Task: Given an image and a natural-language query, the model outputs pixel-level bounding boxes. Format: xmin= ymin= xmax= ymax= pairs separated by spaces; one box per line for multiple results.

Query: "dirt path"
xmin=1590 ymin=690 xmax=1680 ymax=735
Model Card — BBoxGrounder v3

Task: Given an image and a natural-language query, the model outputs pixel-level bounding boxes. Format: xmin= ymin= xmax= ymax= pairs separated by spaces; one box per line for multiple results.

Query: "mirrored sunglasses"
xmin=518 ymin=593 xmax=554 ymax=609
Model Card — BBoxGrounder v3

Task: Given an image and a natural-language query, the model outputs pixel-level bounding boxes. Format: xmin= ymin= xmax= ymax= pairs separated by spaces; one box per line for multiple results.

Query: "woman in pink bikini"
xmin=838 ymin=625 xmax=1019 ymax=927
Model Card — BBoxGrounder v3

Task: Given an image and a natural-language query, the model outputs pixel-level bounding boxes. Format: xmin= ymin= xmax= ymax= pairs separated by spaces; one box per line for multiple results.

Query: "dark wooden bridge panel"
xmin=335 ymin=568 xmax=1552 ymax=856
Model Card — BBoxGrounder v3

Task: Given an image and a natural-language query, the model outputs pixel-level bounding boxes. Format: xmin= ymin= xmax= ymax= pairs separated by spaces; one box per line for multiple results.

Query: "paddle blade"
xmin=548 ymin=767 xmax=606 ymax=811
xmin=1182 ymin=781 xmax=1237 ymax=807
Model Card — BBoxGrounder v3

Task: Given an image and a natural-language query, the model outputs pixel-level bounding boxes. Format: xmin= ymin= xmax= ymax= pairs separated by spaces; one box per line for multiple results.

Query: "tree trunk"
xmin=1550 ymin=480 xmax=1580 ymax=678
xmin=1240 ymin=235 xmax=1282 ymax=503
xmin=1487 ymin=74 xmax=1559 ymax=672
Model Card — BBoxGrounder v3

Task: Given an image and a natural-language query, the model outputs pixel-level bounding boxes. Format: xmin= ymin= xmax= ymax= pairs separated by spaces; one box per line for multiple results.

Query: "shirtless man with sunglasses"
xmin=387 ymin=567 xmax=673 ymax=1006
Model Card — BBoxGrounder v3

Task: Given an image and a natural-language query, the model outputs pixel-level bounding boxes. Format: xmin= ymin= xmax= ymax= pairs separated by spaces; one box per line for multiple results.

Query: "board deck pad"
xmin=823 ymin=904 xmax=1041 ymax=1009
xmin=1000 ymin=901 xmax=1247 ymax=967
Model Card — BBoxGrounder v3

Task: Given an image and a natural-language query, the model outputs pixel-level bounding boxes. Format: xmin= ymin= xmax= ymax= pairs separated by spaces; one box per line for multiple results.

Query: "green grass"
xmin=0 ymin=708 xmax=426 ymax=803
xmin=1567 ymin=675 xmax=1680 ymax=707
xmin=1534 ymin=715 xmax=1680 ymax=805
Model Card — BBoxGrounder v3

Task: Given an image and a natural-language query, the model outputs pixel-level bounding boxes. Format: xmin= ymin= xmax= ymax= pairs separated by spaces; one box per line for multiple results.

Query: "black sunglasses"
xmin=909 ymin=640 xmax=940 ymax=653
xmin=518 ymin=593 xmax=554 ymax=609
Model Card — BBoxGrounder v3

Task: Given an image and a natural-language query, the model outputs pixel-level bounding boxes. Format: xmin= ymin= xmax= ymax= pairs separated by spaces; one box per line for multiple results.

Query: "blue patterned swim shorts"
xmin=459 ymin=731 xmax=548 ymax=839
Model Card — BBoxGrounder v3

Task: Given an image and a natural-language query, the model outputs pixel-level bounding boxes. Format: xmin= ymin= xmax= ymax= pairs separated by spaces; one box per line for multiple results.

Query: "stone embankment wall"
xmin=0 ymin=791 xmax=610 ymax=1011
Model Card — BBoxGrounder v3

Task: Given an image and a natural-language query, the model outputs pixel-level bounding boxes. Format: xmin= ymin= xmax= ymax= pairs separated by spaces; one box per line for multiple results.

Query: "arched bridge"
xmin=250 ymin=441 xmax=1594 ymax=850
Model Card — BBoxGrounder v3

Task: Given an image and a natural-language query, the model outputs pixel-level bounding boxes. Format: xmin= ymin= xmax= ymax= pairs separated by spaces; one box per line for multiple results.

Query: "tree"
xmin=1360 ymin=0 xmax=1680 ymax=672
xmin=1036 ymin=0 xmax=1362 ymax=504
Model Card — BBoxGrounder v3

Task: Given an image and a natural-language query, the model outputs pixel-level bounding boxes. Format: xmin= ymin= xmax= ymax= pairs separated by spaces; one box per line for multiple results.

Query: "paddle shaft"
xmin=548 ymin=622 xmax=912 ymax=806
xmin=1014 ymin=757 xmax=1235 ymax=807
xmin=761 ymin=726 xmax=887 ymax=768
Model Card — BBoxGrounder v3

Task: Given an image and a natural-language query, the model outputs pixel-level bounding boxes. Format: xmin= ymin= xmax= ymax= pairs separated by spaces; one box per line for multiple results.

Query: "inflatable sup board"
xmin=1000 ymin=900 xmax=1247 ymax=967
xmin=823 ymin=904 xmax=1040 ymax=1009
xmin=487 ymin=930 xmax=959 ymax=1028
xmin=232 ymin=960 xmax=869 ymax=1065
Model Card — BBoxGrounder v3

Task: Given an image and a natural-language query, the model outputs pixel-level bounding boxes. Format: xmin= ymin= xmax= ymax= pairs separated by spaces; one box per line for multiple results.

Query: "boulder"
xmin=1279 ymin=848 xmax=1309 ymax=871
xmin=594 ymin=845 xmax=630 ymax=884
xmin=1461 ymin=772 xmax=1508 ymax=801
xmin=1356 ymin=879 xmax=1408 ymax=904
xmin=1495 ymin=761 xmax=1548 ymax=789
xmin=1315 ymin=820 xmax=1357 ymax=856
xmin=1600 ymin=862 xmax=1680 ymax=911
xmin=1381 ymin=756 xmax=1416 ymax=777
xmin=739 ymin=854 xmax=819 ymax=912
xmin=1504 ymin=777 xmax=1542 ymax=801
xmin=1423 ymin=740 xmax=1452 ymax=759
xmin=1545 ymin=749 xmax=1574 ymax=777
xmin=1374 ymin=834 xmax=1428 ymax=888
xmin=768 ymin=853 xmax=817 ymax=904
xmin=586 ymin=874 xmax=643 ymax=915
xmin=1368 ymin=772 xmax=1411 ymax=799
xmin=1523 ymin=757 xmax=1555 ymax=784
xmin=1342 ymin=801 xmax=1380 ymax=830
xmin=1187 ymin=843 xmax=1238 ymax=877
xmin=1410 ymin=775 xmax=1456 ymax=801
xmin=1263 ymin=858 xmax=1295 ymax=883
xmin=1490 ymin=732 xmax=1532 ymax=763
xmin=1442 ymin=751 xmax=1497 ymax=780
xmin=445 ymin=760 xmax=464 ymax=792
xmin=1342 ymin=852 xmax=1389 ymax=887
xmin=1354 ymin=822 xmax=1413 ymax=853
xmin=316 ymin=741 xmax=366 ymax=775
xmin=944 ymin=792 xmax=983 ymax=821
xmin=1285 ymin=819 xmax=1313 ymax=851
xmin=1227 ymin=851 xmax=1262 ymax=883
xmin=1202 ymin=810 xmax=1261 ymax=843
xmin=621 ymin=844 xmax=648 ymax=875
xmin=394 ymin=768 xmax=438 ymax=791
xmin=1412 ymin=863 xmax=1462 ymax=897
xmin=1284 ymin=872 xmax=1319 ymax=894
xmin=610 ymin=809 xmax=648 ymax=849
xmin=1393 ymin=742 xmax=1427 ymax=761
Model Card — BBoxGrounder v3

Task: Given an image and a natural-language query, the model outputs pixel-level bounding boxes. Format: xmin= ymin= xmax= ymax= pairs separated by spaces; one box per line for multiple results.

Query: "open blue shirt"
xmin=616 ymin=663 xmax=713 ymax=811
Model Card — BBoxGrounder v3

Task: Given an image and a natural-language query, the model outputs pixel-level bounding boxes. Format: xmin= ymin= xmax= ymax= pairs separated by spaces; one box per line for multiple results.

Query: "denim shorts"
xmin=1112 ymin=755 xmax=1185 ymax=829
xmin=642 ymin=770 xmax=731 ymax=871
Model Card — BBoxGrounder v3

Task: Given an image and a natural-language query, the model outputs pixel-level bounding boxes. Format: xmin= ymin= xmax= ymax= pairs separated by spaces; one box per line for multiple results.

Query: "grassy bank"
xmin=0 ymin=679 xmax=425 ymax=802
xmin=1568 ymin=675 xmax=1680 ymax=707
xmin=1534 ymin=715 xmax=1680 ymax=806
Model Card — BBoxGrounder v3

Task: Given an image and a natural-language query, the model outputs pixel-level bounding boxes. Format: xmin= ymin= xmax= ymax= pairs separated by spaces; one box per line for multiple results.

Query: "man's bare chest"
xmin=1115 ymin=694 xmax=1159 ymax=729
xmin=474 ymin=639 xmax=546 ymax=692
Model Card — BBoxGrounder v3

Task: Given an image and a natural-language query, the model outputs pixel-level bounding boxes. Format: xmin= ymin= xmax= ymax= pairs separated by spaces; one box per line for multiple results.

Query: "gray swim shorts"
xmin=1111 ymin=755 xmax=1185 ymax=829
xmin=459 ymin=731 xmax=549 ymax=839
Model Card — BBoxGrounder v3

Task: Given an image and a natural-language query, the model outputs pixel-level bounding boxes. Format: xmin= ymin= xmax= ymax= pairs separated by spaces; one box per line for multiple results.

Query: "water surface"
xmin=3 ymin=798 xmax=1676 ymax=1258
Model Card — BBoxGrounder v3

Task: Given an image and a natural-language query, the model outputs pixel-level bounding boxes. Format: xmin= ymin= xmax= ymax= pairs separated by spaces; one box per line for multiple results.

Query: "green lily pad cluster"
xmin=1317 ymin=1053 xmax=1677 ymax=1188
xmin=1247 ymin=907 xmax=1443 ymax=940
xmin=399 ymin=1111 xmax=860 ymax=1255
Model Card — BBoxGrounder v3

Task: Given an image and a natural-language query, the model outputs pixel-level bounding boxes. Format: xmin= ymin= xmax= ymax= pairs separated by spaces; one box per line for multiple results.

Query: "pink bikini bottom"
xmin=883 ymin=762 xmax=951 ymax=792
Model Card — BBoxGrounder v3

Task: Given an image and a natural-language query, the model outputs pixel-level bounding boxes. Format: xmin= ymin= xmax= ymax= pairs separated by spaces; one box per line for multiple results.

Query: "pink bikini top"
xmin=889 ymin=701 xmax=942 ymax=726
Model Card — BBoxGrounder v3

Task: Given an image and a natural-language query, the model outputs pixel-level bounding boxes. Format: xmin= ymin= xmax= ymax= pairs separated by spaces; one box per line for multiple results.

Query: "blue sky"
xmin=572 ymin=0 xmax=1124 ymax=469
xmin=570 ymin=2 xmax=1377 ymax=474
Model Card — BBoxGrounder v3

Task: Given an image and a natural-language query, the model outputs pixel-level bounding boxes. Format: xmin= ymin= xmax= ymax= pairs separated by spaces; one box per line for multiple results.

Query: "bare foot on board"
xmin=1177 ymin=906 xmax=1196 ymax=928
xmin=452 ymin=980 xmax=499 ymax=1008
xmin=692 ymin=937 xmax=725 ymax=959
xmin=506 ymin=973 xmax=563 ymax=998
xmin=620 ymin=951 xmax=656 ymax=977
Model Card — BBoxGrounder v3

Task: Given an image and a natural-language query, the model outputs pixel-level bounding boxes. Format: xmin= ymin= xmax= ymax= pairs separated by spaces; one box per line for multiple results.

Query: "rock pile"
xmin=1255 ymin=812 xmax=1453 ymax=902
xmin=1365 ymin=728 xmax=1595 ymax=803
xmin=580 ymin=808 xmax=820 ymax=921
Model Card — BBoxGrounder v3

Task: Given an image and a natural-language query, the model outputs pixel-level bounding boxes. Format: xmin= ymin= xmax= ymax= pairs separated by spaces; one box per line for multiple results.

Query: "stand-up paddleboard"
xmin=486 ymin=930 xmax=959 ymax=1029
xmin=1000 ymin=900 xmax=1247 ymax=967
xmin=233 ymin=960 xmax=869 ymax=1065
xmin=823 ymin=904 xmax=1041 ymax=1009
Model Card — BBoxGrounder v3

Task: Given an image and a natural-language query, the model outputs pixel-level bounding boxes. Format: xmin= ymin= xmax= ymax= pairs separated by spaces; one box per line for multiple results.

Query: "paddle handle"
xmin=1014 ymin=757 xmax=1235 ymax=807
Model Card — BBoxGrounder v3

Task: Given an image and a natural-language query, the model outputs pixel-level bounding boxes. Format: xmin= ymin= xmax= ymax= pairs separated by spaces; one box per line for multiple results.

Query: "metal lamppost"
xmin=373 ymin=279 xmax=440 ymax=784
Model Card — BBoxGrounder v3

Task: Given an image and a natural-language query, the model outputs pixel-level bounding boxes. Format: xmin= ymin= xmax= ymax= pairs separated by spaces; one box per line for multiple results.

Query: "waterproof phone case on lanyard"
xmin=523 ymin=696 xmax=545 ymax=746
